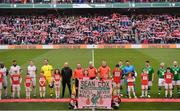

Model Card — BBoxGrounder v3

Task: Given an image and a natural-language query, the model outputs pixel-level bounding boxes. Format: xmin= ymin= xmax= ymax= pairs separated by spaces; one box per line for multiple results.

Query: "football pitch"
xmin=0 ymin=48 xmax=180 ymax=110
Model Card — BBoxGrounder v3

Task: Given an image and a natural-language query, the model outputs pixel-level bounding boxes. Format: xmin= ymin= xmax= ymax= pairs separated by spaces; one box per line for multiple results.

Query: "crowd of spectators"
xmin=0 ymin=14 xmax=179 ymax=45
xmin=0 ymin=0 xmax=179 ymax=4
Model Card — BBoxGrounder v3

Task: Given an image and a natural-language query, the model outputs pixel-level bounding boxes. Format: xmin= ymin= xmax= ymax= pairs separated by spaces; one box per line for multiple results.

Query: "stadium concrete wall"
xmin=0 ymin=44 xmax=180 ymax=49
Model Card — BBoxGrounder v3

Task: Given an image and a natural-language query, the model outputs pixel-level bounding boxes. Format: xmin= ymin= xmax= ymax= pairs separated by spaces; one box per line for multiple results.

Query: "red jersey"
xmin=113 ymin=68 xmax=122 ymax=84
xmin=0 ymin=72 xmax=3 ymax=83
xmin=25 ymin=76 xmax=32 ymax=87
xmin=11 ymin=74 xmax=21 ymax=85
xmin=98 ymin=66 xmax=111 ymax=80
xmin=74 ymin=68 xmax=84 ymax=79
xmin=39 ymin=76 xmax=46 ymax=87
xmin=87 ymin=67 xmax=97 ymax=78
xmin=112 ymin=95 xmax=121 ymax=103
xmin=164 ymin=72 xmax=173 ymax=84
xmin=127 ymin=76 xmax=134 ymax=86
xmin=141 ymin=73 xmax=148 ymax=85
xmin=53 ymin=74 xmax=61 ymax=82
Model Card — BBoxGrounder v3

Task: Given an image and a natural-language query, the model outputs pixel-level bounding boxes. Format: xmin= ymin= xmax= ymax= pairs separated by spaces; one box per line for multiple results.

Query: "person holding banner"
xmin=87 ymin=61 xmax=97 ymax=80
xmin=98 ymin=61 xmax=111 ymax=80
xmin=73 ymin=64 xmax=84 ymax=97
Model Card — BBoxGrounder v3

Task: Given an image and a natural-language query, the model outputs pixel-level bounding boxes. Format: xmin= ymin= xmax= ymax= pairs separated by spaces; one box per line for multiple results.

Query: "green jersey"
xmin=170 ymin=66 xmax=180 ymax=80
xmin=142 ymin=66 xmax=154 ymax=81
xmin=157 ymin=67 xmax=166 ymax=79
xmin=119 ymin=65 xmax=125 ymax=79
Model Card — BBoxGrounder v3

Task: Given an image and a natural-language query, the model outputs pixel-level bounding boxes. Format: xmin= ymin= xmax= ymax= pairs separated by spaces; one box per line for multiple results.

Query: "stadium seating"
xmin=0 ymin=14 xmax=179 ymax=45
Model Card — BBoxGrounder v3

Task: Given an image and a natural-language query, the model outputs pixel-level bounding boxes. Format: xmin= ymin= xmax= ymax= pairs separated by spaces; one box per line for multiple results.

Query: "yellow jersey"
xmin=41 ymin=64 xmax=53 ymax=77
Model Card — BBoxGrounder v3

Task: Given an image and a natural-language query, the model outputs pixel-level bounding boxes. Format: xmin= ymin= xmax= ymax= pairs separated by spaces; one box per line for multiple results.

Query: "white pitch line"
xmin=92 ymin=49 xmax=95 ymax=66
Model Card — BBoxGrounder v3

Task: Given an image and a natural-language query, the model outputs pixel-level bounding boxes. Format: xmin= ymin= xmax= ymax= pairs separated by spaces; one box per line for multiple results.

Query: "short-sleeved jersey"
xmin=142 ymin=66 xmax=154 ymax=81
xmin=141 ymin=73 xmax=148 ymax=85
xmin=0 ymin=72 xmax=3 ymax=82
xmin=87 ymin=67 xmax=97 ymax=78
xmin=39 ymin=76 xmax=46 ymax=87
xmin=25 ymin=77 xmax=32 ymax=87
xmin=98 ymin=66 xmax=111 ymax=80
xmin=119 ymin=65 xmax=125 ymax=79
xmin=53 ymin=74 xmax=61 ymax=82
xmin=0 ymin=67 xmax=7 ymax=77
xmin=9 ymin=65 xmax=21 ymax=75
xmin=11 ymin=74 xmax=21 ymax=85
xmin=127 ymin=76 xmax=135 ymax=86
xmin=74 ymin=68 xmax=84 ymax=79
xmin=41 ymin=65 xmax=53 ymax=77
xmin=157 ymin=67 xmax=166 ymax=79
xmin=28 ymin=65 xmax=37 ymax=78
xmin=164 ymin=72 xmax=173 ymax=84
xmin=113 ymin=67 xmax=122 ymax=83
xmin=170 ymin=66 xmax=180 ymax=80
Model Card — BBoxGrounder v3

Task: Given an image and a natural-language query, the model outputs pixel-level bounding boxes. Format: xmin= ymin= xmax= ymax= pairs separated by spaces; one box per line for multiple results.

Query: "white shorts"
xmin=158 ymin=78 xmax=164 ymax=87
xmin=54 ymin=81 xmax=61 ymax=88
xmin=173 ymin=80 xmax=180 ymax=86
xmin=39 ymin=87 xmax=46 ymax=92
xmin=2 ymin=76 xmax=8 ymax=88
xmin=148 ymin=81 xmax=152 ymax=86
xmin=128 ymin=86 xmax=134 ymax=92
xmin=165 ymin=83 xmax=173 ymax=90
xmin=31 ymin=77 xmax=36 ymax=87
xmin=0 ymin=82 xmax=2 ymax=90
xmin=25 ymin=87 xmax=32 ymax=92
xmin=12 ymin=84 xmax=20 ymax=92
xmin=141 ymin=85 xmax=148 ymax=90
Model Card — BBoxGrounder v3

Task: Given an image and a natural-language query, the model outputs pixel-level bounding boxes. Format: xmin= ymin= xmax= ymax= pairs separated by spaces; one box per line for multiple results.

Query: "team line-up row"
xmin=0 ymin=59 xmax=179 ymax=99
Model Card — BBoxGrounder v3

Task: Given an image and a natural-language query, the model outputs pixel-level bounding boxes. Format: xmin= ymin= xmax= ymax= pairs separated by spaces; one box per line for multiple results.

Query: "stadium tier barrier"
xmin=0 ymin=44 xmax=180 ymax=49
xmin=0 ymin=2 xmax=180 ymax=9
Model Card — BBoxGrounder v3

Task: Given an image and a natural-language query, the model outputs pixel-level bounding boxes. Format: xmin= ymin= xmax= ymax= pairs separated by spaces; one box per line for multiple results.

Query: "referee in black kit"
xmin=61 ymin=62 xmax=72 ymax=98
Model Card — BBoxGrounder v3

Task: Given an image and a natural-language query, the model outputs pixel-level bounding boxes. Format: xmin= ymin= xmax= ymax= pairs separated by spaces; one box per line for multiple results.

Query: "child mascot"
xmin=111 ymin=89 xmax=121 ymax=109
xmin=69 ymin=81 xmax=78 ymax=109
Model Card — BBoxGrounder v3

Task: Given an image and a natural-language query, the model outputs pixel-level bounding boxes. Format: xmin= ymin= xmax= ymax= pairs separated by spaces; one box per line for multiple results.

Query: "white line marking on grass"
xmin=92 ymin=49 xmax=95 ymax=66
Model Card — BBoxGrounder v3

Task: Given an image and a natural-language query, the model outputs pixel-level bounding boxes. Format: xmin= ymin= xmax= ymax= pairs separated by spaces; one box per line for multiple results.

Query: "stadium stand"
xmin=0 ymin=14 xmax=179 ymax=45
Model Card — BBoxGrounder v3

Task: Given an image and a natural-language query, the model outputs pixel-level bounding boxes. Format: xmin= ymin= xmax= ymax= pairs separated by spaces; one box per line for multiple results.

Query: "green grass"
xmin=0 ymin=48 xmax=179 ymax=110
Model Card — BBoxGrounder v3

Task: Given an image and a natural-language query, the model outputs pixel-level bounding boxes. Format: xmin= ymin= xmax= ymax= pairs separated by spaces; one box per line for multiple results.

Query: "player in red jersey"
xmin=140 ymin=69 xmax=149 ymax=98
xmin=0 ymin=71 xmax=3 ymax=100
xmin=25 ymin=73 xmax=32 ymax=99
xmin=113 ymin=64 xmax=123 ymax=96
xmin=52 ymin=69 xmax=61 ymax=99
xmin=127 ymin=72 xmax=137 ymax=98
xmin=164 ymin=67 xmax=174 ymax=98
xmin=98 ymin=61 xmax=111 ymax=80
xmin=39 ymin=71 xmax=46 ymax=98
xmin=10 ymin=70 xmax=22 ymax=98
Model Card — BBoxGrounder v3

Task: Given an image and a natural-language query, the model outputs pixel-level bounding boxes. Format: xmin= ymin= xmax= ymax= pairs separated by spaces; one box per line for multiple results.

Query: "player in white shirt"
xmin=9 ymin=60 xmax=21 ymax=98
xmin=27 ymin=60 xmax=37 ymax=97
xmin=9 ymin=60 xmax=21 ymax=75
xmin=0 ymin=62 xmax=8 ymax=98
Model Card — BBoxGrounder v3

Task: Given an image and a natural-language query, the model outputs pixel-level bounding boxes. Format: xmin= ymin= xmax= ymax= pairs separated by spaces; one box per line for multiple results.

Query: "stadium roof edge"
xmin=0 ymin=2 xmax=180 ymax=9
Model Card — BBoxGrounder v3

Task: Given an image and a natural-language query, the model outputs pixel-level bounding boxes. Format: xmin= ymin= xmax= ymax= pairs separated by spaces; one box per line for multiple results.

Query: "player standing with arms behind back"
xmin=41 ymin=59 xmax=53 ymax=97
xmin=98 ymin=61 xmax=111 ymax=80
xmin=27 ymin=60 xmax=37 ymax=97
xmin=170 ymin=61 xmax=180 ymax=97
xmin=164 ymin=67 xmax=174 ymax=98
xmin=157 ymin=62 xmax=166 ymax=96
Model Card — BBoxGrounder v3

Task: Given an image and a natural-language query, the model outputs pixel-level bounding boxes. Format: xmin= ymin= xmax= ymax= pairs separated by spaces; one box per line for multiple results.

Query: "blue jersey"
xmin=123 ymin=65 xmax=135 ymax=76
